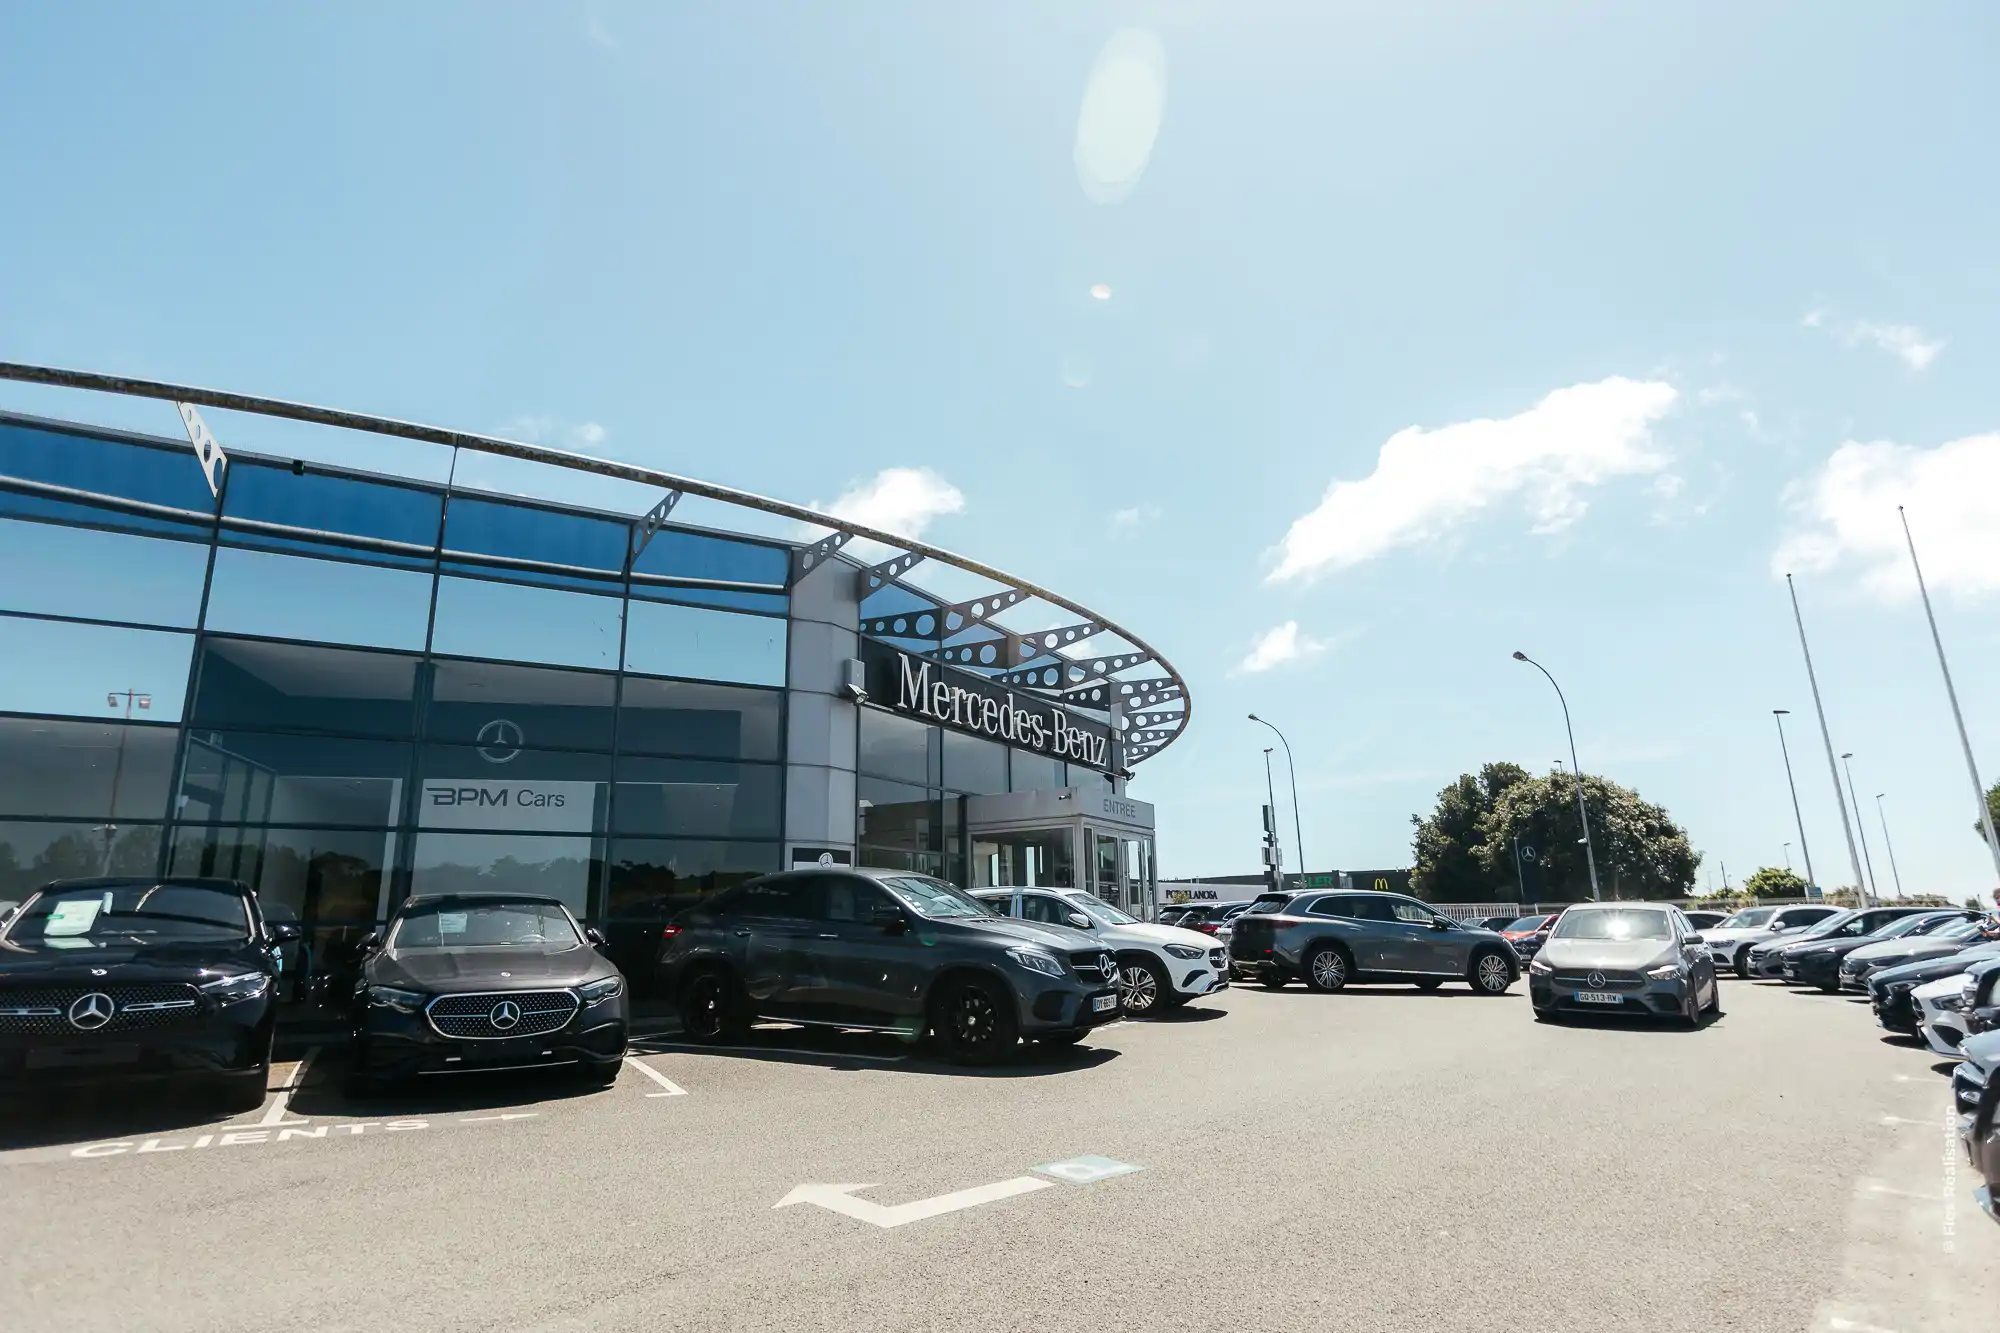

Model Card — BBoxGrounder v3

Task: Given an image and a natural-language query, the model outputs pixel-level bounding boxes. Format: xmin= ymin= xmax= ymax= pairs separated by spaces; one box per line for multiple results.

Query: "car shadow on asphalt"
xmin=0 ymin=1086 xmax=256 ymax=1151
xmin=626 ymin=1025 xmax=1121 ymax=1077
xmin=1878 ymin=1033 xmax=1928 ymax=1049
xmin=286 ymin=1054 xmax=611 ymax=1119
xmin=1239 ymin=983 xmax=1511 ymax=999
xmin=1130 ymin=1005 xmax=1227 ymax=1023
xmin=1536 ymin=1008 xmax=1726 ymax=1034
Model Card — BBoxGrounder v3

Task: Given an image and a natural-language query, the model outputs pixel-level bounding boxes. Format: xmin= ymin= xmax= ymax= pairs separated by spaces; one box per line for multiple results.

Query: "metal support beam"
xmin=860 ymin=551 xmax=925 ymax=595
xmin=630 ymin=489 xmax=683 ymax=559
xmin=791 ymin=530 xmax=853 ymax=585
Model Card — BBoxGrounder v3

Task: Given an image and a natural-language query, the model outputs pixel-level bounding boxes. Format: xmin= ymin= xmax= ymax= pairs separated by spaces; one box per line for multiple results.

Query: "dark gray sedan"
xmin=1528 ymin=904 xmax=1720 ymax=1026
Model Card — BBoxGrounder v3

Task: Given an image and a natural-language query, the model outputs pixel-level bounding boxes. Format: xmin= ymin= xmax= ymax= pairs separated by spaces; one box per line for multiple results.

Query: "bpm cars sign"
xmin=420 ymin=780 xmax=598 ymax=834
xmin=862 ymin=642 xmax=1115 ymax=773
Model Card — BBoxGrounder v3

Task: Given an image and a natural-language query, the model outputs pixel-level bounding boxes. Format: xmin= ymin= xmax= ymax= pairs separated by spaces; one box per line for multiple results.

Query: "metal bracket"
xmin=1003 ymin=621 xmax=1102 ymax=667
xmin=791 ymin=530 xmax=853 ymax=585
xmin=174 ymin=402 xmax=228 ymax=497
xmin=630 ymin=490 xmax=684 ymax=559
xmin=937 ymin=587 xmax=1027 ymax=634
xmin=860 ymin=551 xmax=925 ymax=595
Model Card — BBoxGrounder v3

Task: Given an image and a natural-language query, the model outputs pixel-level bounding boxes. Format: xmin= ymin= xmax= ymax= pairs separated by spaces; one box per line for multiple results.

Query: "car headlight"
xmin=1939 ymin=991 xmax=1972 ymax=1012
xmin=580 ymin=976 xmax=625 ymax=1004
xmin=200 ymin=971 xmax=271 ymax=1005
xmin=1006 ymin=947 xmax=1066 ymax=979
xmin=1529 ymin=958 xmax=1553 ymax=975
xmin=365 ymin=984 xmax=426 ymax=1014
xmin=1646 ymin=963 xmax=1684 ymax=980
xmin=1888 ymin=982 xmax=1915 ymax=998
xmin=1163 ymin=944 xmax=1206 ymax=960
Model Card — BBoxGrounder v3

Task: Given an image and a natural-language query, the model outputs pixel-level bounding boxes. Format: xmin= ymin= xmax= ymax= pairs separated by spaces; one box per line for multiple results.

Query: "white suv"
xmin=975 ymin=888 xmax=1230 ymax=1016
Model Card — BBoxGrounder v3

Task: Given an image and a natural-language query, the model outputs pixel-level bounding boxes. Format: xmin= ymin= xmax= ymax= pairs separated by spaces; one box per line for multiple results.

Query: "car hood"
xmin=1783 ymin=937 xmax=1864 ymax=958
xmin=1915 ymin=974 xmax=1972 ymax=1002
xmin=1538 ymin=939 xmax=1678 ymax=971
xmin=0 ymin=937 xmax=269 ymax=984
xmin=1851 ymin=938 xmax=1959 ymax=965
xmin=1959 ymin=1028 xmax=2000 ymax=1076
xmin=372 ymin=944 xmax=614 ymax=991
xmin=1098 ymin=922 xmax=1223 ymax=951
xmin=1699 ymin=927 xmax=1779 ymax=945
xmin=939 ymin=915 xmax=1101 ymax=953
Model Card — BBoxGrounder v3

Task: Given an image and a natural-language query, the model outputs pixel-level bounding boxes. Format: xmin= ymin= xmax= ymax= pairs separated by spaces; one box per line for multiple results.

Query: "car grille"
xmin=1549 ymin=970 xmax=1645 ymax=992
xmin=0 ymin=983 xmax=202 ymax=1035
xmin=1067 ymin=952 xmax=1119 ymax=986
xmin=426 ymin=990 xmax=579 ymax=1040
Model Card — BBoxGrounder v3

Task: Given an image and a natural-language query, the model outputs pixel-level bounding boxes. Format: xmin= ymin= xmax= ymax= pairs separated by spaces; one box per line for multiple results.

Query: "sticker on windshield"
xmin=44 ymin=899 xmax=104 ymax=936
xmin=436 ymin=912 xmax=468 ymax=936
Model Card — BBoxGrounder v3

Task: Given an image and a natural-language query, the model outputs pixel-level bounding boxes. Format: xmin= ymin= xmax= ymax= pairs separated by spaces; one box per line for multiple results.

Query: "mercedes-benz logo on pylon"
xmin=1586 ymin=971 xmax=1606 ymax=990
xmin=69 ymin=992 xmax=115 ymax=1031
xmin=476 ymin=719 xmax=524 ymax=765
xmin=488 ymin=999 xmax=522 ymax=1031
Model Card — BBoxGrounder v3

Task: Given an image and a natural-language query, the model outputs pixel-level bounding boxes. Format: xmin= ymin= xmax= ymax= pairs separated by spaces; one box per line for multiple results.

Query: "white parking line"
xmin=623 ymin=1055 xmax=688 ymax=1097
xmin=255 ymin=1046 xmax=320 ymax=1127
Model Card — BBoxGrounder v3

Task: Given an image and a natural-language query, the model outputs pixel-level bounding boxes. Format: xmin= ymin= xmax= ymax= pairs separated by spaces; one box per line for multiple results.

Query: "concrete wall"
xmin=784 ymin=556 xmax=860 ymax=862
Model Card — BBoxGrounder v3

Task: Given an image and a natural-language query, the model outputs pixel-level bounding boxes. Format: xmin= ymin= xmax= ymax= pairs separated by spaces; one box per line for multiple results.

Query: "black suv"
xmin=655 ymin=868 xmax=1122 ymax=1064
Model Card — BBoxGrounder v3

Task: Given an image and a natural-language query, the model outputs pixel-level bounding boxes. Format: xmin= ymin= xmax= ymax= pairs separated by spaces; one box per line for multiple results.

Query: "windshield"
xmin=1717 ymin=907 xmax=1777 ymax=929
xmin=1502 ymin=916 xmax=1548 ymax=932
xmin=1551 ymin=908 xmax=1674 ymax=942
xmin=5 ymin=884 xmax=252 ymax=946
xmin=1792 ymin=910 xmax=1857 ymax=940
xmin=1878 ymin=914 xmax=1944 ymax=939
xmin=1244 ymin=897 xmax=1291 ymax=915
xmin=881 ymin=876 xmax=992 ymax=920
xmin=1931 ymin=920 xmax=1982 ymax=942
xmin=391 ymin=900 xmax=580 ymax=949
xmin=1067 ymin=895 xmax=1139 ymax=926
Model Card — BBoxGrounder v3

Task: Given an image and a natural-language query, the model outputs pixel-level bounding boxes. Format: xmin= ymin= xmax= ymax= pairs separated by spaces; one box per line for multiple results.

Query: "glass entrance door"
xmin=1085 ymin=828 xmax=1156 ymax=919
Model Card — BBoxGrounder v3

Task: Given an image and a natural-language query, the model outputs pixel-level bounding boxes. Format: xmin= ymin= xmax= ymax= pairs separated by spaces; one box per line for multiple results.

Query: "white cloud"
xmin=1802 ymin=310 xmax=1945 ymax=371
xmin=1111 ymin=503 xmax=1161 ymax=528
xmin=1267 ymin=377 xmax=1678 ymax=582
xmin=1775 ymin=432 xmax=2000 ymax=599
xmin=502 ymin=415 xmax=608 ymax=451
xmin=1236 ymin=621 xmax=1325 ymax=674
xmin=1074 ymin=29 xmax=1167 ymax=205
xmin=819 ymin=467 xmax=965 ymax=541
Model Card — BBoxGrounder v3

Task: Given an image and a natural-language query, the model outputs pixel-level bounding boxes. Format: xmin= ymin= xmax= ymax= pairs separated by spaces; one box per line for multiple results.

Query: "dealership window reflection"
xmin=409 ymin=832 xmax=600 ymax=917
xmin=973 ymin=829 xmax=1076 ymax=889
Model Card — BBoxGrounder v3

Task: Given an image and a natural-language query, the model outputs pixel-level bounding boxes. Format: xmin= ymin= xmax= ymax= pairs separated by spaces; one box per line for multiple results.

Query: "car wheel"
xmin=932 ymin=976 xmax=1019 ymax=1065
xmin=1733 ymin=950 xmax=1750 ymax=980
xmin=216 ymin=1068 xmax=270 ymax=1115
xmin=1702 ymin=979 xmax=1723 ymax=1021
xmin=678 ymin=967 xmax=747 ymax=1044
xmin=1259 ymin=968 xmax=1290 ymax=989
xmin=1414 ymin=979 xmax=1444 ymax=992
xmin=577 ymin=1059 xmax=622 ymax=1088
xmin=1468 ymin=950 xmax=1513 ymax=996
xmin=1302 ymin=944 xmax=1351 ymax=993
xmin=1118 ymin=955 xmax=1167 ymax=1017
xmin=1533 ymin=1006 xmax=1561 ymax=1024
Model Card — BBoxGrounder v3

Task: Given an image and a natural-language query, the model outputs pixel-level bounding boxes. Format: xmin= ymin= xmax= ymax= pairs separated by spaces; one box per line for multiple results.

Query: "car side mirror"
xmin=267 ymin=923 xmax=302 ymax=945
xmin=870 ymin=905 xmax=909 ymax=934
xmin=1066 ymin=912 xmax=1093 ymax=930
xmin=584 ymin=927 xmax=608 ymax=949
xmin=357 ymin=931 xmax=381 ymax=954
xmin=1430 ymin=916 xmax=1451 ymax=931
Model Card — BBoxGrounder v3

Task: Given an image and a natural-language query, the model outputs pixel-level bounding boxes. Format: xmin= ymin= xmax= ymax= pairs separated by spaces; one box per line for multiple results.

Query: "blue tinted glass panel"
xmin=0 ymin=717 xmax=178 ymax=820
xmin=425 ymin=659 xmax=616 ymax=751
xmin=438 ymin=560 xmax=620 ymax=594
xmin=190 ymin=638 xmax=419 ymax=738
xmin=0 ymin=617 xmax=194 ymax=721
xmin=204 ymin=546 xmax=433 ymax=651
xmin=177 ymin=731 xmax=410 ymax=827
xmin=0 ymin=487 xmax=213 ymax=540
xmin=615 ymin=677 xmax=782 ymax=761
xmin=0 ymin=517 xmax=209 ymax=627
xmin=611 ymin=757 xmax=781 ymax=838
xmin=623 ymin=600 xmax=786 ymax=687
xmin=224 ymin=461 xmax=442 ymax=550
xmin=431 ymin=576 xmax=623 ymax=670
xmin=628 ymin=584 xmax=789 ymax=615
xmin=0 ymin=421 xmax=216 ymax=515
xmin=444 ymin=497 xmax=627 ymax=572
xmin=632 ymin=529 xmax=789 ymax=586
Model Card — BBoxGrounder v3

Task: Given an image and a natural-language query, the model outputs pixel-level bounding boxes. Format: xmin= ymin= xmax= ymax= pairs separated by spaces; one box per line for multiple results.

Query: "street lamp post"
xmin=1874 ymin=793 xmax=1905 ymax=899
xmin=1260 ymin=746 xmax=1282 ymax=891
xmin=1782 ymin=842 xmax=1792 ymax=873
xmin=1248 ymin=714 xmax=1306 ymax=880
xmin=98 ymin=688 xmax=152 ymax=874
xmin=1771 ymin=710 xmax=1817 ymax=894
xmin=1512 ymin=652 xmax=1600 ymax=901
xmin=1840 ymin=753 xmax=1878 ymax=906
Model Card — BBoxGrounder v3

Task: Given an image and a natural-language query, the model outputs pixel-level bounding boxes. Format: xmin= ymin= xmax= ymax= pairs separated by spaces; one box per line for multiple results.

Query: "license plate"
xmin=1574 ymin=991 xmax=1623 ymax=1005
xmin=1092 ymin=994 xmax=1118 ymax=1013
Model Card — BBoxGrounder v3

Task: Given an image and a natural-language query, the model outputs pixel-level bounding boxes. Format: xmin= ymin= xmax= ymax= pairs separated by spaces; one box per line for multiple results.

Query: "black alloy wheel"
xmin=933 ymin=976 xmax=1019 ymax=1065
xmin=1259 ymin=967 xmax=1290 ymax=989
xmin=679 ymin=969 xmax=745 ymax=1043
xmin=1302 ymin=944 xmax=1351 ymax=993
xmin=1733 ymin=949 xmax=1751 ymax=980
xmin=1469 ymin=950 xmax=1513 ymax=996
xmin=1702 ymin=976 xmax=1723 ymax=1021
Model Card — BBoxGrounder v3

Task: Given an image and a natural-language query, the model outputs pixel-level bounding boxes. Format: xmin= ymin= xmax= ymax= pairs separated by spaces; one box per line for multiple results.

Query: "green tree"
xmin=1980 ymin=779 xmax=2000 ymax=849
xmin=1409 ymin=762 xmax=1530 ymax=901
xmin=1740 ymin=866 xmax=1810 ymax=899
xmin=1474 ymin=771 xmax=1701 ymax=901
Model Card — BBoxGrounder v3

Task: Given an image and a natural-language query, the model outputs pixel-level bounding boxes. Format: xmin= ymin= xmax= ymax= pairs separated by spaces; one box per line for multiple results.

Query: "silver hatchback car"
xmin=1226 ymin=890 xmax=1518 ymax=994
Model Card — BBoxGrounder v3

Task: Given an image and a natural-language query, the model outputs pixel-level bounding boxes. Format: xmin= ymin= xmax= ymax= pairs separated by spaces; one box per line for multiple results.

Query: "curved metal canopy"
xmin=0 ymin=360 xmax=1191 ymax=766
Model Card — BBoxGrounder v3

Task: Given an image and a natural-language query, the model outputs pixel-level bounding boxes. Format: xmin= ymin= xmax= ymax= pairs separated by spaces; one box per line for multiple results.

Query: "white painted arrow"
xmin=775 ymin=1176 xmax=1053 ymax=1228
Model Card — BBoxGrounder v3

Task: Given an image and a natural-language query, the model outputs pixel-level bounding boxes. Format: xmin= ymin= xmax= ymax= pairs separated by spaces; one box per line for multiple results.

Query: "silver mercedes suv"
xmin=1227 ymin=890 xmax=1518 ymax=994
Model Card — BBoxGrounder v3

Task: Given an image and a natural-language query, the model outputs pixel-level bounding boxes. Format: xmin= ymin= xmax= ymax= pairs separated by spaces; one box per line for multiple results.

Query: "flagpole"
xmin=1786 ymin=575 xmax=1870 ymax=903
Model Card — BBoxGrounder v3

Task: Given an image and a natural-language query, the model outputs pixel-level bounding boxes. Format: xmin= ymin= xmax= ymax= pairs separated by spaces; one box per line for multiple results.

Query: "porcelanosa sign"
xmin=863 ymin=642 xmax=1115 ymax=773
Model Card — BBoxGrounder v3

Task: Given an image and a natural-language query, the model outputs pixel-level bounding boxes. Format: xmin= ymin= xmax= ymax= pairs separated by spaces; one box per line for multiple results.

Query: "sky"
xmin=2 ymin=2 xmax=1998 ymax=899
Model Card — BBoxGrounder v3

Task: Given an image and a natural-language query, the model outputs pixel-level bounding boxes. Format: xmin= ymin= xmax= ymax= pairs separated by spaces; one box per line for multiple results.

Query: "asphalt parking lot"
xmin=3 ymin=979 xmax=1995 ymax=1333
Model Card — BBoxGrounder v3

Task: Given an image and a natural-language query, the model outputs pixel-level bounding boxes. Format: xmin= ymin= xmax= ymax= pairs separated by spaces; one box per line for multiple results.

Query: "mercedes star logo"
xmin=1098 ymin=953 xmax=1117 ymax=984
xmin=69 ymin=992 xmax=115 ymax=1030
xmin=1587 ymin=971 xmax=1606 ymax=989
xmin=488 ymin=999 xmax=522 ymax=1031
xmin=476 ymin=718 xmax=525 ymax=765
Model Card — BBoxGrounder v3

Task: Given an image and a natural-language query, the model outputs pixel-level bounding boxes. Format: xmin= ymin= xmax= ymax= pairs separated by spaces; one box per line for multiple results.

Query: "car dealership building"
xmin=0 ymin=364 xmax=1189 ymax=994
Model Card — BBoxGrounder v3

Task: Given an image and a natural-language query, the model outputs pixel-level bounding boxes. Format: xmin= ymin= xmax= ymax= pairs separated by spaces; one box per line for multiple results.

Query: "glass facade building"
xmin=0 ymin=393 xmax=1183 ymax=1012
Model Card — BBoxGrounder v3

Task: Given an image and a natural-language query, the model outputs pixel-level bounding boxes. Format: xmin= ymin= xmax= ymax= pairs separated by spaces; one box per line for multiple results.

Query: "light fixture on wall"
xmin=841 ymin=658 xmax=868 ymax=705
